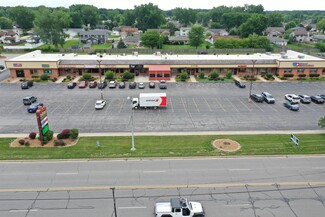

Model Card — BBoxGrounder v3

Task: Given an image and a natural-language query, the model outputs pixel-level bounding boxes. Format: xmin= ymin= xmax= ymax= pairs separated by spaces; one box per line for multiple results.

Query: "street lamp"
xmin=248 ymin=59 xmax=257 ymax=102
xmin=97 ymin=58 xmax=103 ymax=100
xmin=127 ymin=96 xmax=135 ymax=151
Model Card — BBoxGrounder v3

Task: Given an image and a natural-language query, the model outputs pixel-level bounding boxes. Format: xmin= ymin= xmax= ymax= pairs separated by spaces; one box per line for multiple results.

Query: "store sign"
xmin=36 ymin=106 xmax=50 ymax=140
xmin=292 ymin=62 xmax=314 ymax=67
xmin=130 ymin=64 xmax=143 ymax=69
xmin=13 ymin=63 xmax=22 ymax=67
xmin=42 ymin=64 xmax=50 ymax=67
xmin=85 ymin=65 xmax=97 ymax=68
xmin=238 ymin=65 xmax=247 ymax=68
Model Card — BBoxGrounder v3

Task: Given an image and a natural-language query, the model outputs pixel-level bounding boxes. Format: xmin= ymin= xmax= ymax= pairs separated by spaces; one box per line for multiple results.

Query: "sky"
xmin=0 ymin=0 xmax=323 ymax=11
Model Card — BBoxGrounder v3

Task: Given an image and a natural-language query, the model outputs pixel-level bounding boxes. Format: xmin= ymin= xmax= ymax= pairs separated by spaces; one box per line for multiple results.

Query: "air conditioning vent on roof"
xmin=280 ymin=52 xmax=286 ymax=55
xmin=281 ymin=54 xmax=288 ymax=59
xmin=298 ymin=55 xmax=305 ymax=59
xmin=265 ymin=52 xmax=271 ymax=55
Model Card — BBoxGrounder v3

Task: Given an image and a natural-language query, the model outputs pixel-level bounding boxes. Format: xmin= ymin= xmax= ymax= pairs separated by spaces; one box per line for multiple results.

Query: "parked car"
xmin=21 ymin=81 xmax=33 ymax=89
xmin=138 ymin=82 xmax=145 ymax=89
xmin=149 ymin=82 xmax=155 ymax=88
xmin=95 ymin=100 xmax=106 ymax=110
xmin=319 ymin=94 xmax=325 ymax=100
xmin=89 ymin=81 xmax=97 ymax=88
xmin=78 ymin=81 xmax=88 ymax=88
xmin=159 ymin=80 xmax=167 ymax=89
xmin=261 ymin=92 xmax=275 ymax=104
xmin=235 ymin=80 xmax=246 ymax=88
xmin=298 ymin=95 xmax=311 ymax=104
xmin=284 ymin=94 xmax=300 ymax=104
xmin=97 ymin=81 xmax=107 ymax=89
xmin=27 ymin=103 xmax=42 ymax=113
xmin=119 ymin=81 xmax=125 ymax=89
xmin=23 ymin=96 xmax=37 ymax=105
xmin=0 ymin=65 xmax=5 ymax=70
xmin=109 ymin=81 xmax=117 ymax=88
xmin=250 ymin=94 xmax=264 ymax=102
xmin=311 ymin=95 xmax=325 ymax=104
xmin=67 ymin=82 xmax=77 ymax=89
xmin=283 ymin=101 xmax=299 ymax=111
xmin=129 ymin=82 xmax=137 ymax=89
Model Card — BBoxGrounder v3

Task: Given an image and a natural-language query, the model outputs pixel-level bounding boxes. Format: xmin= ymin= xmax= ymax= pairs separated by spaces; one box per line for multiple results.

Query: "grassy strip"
xmin=0 ymin=134 xmax=324 ymax=160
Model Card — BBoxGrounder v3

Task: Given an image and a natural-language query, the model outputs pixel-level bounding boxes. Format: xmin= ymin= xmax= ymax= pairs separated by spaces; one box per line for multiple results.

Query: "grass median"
xmin=0 ymin=134 xmax=324 ymax=160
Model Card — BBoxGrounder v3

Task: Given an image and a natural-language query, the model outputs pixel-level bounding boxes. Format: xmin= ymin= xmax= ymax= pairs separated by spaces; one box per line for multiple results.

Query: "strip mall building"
xmin=5 ymin=50 xmax=325 ymax=80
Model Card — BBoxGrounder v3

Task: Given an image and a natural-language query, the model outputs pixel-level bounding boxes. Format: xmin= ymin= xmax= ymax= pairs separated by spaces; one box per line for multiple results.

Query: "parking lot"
xmin=0 ymin=81 xmax=324 ymax=134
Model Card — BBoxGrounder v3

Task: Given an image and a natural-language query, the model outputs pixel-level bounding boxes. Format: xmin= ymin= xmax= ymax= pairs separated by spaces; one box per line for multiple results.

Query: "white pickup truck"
xmin=154 ymin=198 xmax=204 ymax=217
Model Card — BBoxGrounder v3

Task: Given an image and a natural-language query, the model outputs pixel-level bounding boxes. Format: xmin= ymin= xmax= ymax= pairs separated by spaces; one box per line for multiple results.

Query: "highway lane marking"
xmin=1 ymin=182 xmax=325 ymax=193
xmin=118 ymin=206 xmax=146 ymax=209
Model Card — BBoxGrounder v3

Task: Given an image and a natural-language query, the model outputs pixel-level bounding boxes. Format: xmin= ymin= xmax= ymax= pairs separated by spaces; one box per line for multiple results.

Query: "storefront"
xmin=148 ymin=65 xmax=171 ymax=80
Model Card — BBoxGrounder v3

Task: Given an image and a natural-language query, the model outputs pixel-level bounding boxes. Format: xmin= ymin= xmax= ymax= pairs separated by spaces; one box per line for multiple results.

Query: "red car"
xmin=78 ymin=81 xmax=88 ymax=88
xmin=89 ymin=81 xmax=97 ymax=88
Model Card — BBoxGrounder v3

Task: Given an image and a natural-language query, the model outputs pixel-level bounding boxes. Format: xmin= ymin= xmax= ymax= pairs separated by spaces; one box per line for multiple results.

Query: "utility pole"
xmin=97 ymin=58 xmax=103 ymax=100
xmin=111 ymin=187 xmax=118 ymax=217
xmin=248 ymin=59 xmax=257 ymax=102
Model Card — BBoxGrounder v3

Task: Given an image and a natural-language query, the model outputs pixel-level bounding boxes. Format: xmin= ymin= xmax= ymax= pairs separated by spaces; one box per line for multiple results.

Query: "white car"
xmin=109 ymin=81 xmax=117 ymax=88
xmin=95 ymin=100 xmax=106 ymax=110
xmin=285 ymin=94 xmax=300 ymax=104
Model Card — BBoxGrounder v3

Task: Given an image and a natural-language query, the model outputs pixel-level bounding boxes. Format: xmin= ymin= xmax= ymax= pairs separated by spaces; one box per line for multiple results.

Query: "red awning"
xmin=148 ymin=65 xmax=170 ymax=72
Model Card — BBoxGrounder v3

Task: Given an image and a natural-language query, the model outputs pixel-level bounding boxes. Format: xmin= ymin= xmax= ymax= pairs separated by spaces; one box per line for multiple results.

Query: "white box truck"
xmin=155 ymin=198 xmax=205 ymax=217
xmin=132 ymin=93 xmax=167 ymax=109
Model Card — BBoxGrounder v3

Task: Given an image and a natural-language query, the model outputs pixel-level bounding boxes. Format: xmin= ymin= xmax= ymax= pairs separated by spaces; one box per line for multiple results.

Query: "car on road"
xmin=149 ymin=82 xmax=155 ymax=88
xmin=67 ymin=82 xmax=77 ymax=89
xmin=261 ymin=92 xmax=275 ymax=104
xmin=283 ymin=101 xmax=299 ymax=111
xmin=97 ymin=81 xmax=107 ymax=89
xmin=284 ymin=94 xmax=300 ymax=104
xmin=298 ymin=95 xmax=311 ymax=103
xmin=89 ymin=81 xmax=97 ymax=88
xmin=95 ymin=100 xmax=106 ymax=110
xmin=27 ymin=103 xmax=41 ymax=113
xmin=23 ymin=96 xmax=37 ymax=105
xmin=250 ymin=94 xmax=264 ymax=102
xmin=235 ymin=80 xmax=246 ymax=88
xmin=119 ymin=81 xmax=125 ymax=89
xmin=21 ymin=81 xmax=33 ymax=89
xmin=78 ymin=81 xmax=88 ymax=88
xmin=311 ymin=95 xmax=325 ymax=104
xmin=138 ymin=82 xmax=145 ymax=89
xmin=129 ymin=82 xmax=136 ymax=89
xmin=109 ymin=81 xmax=117 ymax=88
xmin=159 ymin=80 xmax=167 ymax=89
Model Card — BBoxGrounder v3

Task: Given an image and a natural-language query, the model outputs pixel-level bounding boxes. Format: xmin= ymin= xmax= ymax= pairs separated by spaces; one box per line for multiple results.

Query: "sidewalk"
xmin=55 ymin=76 xmax=66 ymax=83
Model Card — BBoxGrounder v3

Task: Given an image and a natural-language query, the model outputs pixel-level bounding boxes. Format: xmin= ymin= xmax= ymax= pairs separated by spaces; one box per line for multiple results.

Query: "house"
xmin=264 ymin=27 xmax=285 ymax=37
xmin=168 ymin=36 xmax=189 ymax=44
xmin=111 ymin=27 xmax=121 ymax=36
xmin=290 ymin=27 xmax=312 ymax=42
xmin=78 ymin=29 xmax=110 ymax=44
xmin=206 ymin=29 xmax=229 ymax=36
xmin=179 ymin=27 xmax=191 ymax=36
xmin=120 ymin=27 xmax=139 ymax=38
xmin=167 ymin=20 xmax=181 ymax=29
xmin=147 ymin=29 xmax=170 ymax=36
xmin=267 ymin=36 xmax=287 ymax=46
xmin=312 ymin=35 xmax=325 ymax=42
xmin=0 ymin=30 xmax=20 ymax=44
xmin=123 ymin=32 xmax=141 ymax=46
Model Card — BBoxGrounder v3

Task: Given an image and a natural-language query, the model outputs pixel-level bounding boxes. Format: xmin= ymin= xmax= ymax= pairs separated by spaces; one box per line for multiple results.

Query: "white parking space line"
xmin=251 ymin=102 xmax=264 ymax=112
xmin=169 ymin=98 xmax=174 ymax=112
xmin=192 ymin=98 xmax=200 ymax=112
xmin=56 ymin=172 xmax=78 ymax=175
xmin=203 ymin=97 xmax=212 ymax=111
xmin=215 ymin=98 xmax=226 ymax=112
xmin=300 ymin=103 xmax=317 ymax=112
xmin=143 ymin=170 xmax=166 ymax=173
xmin=238 ymin=99 xmax=251 ymax=111
xmin=226 ymin=98 xmax=238 ymax=112
xmin=118 ymin=206 xmax=146 ymax=209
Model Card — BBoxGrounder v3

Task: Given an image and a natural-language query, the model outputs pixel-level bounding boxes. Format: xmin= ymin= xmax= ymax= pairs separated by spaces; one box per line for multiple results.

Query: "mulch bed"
xmin=212 ymin=139 xmax=241 ymax=152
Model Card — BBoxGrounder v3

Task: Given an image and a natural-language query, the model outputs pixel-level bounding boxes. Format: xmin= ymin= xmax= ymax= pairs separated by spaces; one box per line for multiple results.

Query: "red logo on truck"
xmin=160 ymin=96 xmax=167 ymax=106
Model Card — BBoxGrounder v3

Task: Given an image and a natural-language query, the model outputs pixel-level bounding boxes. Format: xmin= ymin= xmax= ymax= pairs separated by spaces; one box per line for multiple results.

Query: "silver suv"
xmin=261 ymin=92 xmax=275 ymax=104
xmin=298 ymin=95 xmax=311 ymax=103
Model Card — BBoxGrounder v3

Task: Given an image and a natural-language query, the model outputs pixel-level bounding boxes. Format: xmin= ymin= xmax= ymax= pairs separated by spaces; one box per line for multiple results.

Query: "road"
xmin=0 ymin=82 xmax=324 ymax=134
xmin=1 ymin=157 xmax=325 ymax=217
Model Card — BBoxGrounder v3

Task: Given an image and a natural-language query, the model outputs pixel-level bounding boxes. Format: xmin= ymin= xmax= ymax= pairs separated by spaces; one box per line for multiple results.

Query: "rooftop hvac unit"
xmin=280 ymin=51 xmax=286 ymax=55
xmin=281 ymin=54 xmax=288 ymax=59
xmin=265 ymin=52 xmax=271 ymax=55
xmin=298 ymin=55 xmax=305 ymax=59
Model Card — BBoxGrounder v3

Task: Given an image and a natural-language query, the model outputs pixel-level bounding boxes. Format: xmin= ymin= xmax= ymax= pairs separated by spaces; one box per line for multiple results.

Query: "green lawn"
xmin=1 ymin=134 xmax=324 ymax=160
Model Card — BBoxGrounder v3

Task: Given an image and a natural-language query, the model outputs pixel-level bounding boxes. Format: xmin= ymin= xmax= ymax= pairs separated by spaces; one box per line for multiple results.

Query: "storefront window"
xmin=310 ymin=69 xmax=317 ymax=73
xmin=30 ymin=69 xmax=38 ymax=74
xmin=44 ymin=70 xmax=52 ymax=74
xmin=157 ymin=74 xmax=163 ymax=77
xmin=164 ymin=74 xmax=170 ymax=77
xmin=149 ymin=74 xmax=155 ymax=77
xmin=297 ymin=69 xmax=304 ymax=73
xmin=284 ymin=69 xmax=292 ymax=73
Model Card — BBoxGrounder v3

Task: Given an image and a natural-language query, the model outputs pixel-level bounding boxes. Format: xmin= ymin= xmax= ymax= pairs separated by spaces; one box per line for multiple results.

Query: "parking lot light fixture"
xmin=127 ymin=96 xmax=135 ymax=151
xmin=249 ymin=59 xmax=257 ymax=102
xmin=97 ymin=58 xmax=103 ymax=100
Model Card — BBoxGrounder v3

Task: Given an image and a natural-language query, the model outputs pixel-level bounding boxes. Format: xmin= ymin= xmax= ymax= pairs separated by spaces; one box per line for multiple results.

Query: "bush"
xmin=198 ymin=72 xmax=205 ymax=79
xmin=19 ymin=139 xmax=25 ymax=145
xmin=29 ymin=132 xmax=37 ymax=139
xmin=33 ymin=78 xmax=41 ymax=82
xmin=69 ymin=128 xmax=79 ymax=139
xmin=25 ymin=141 xmax=30 ymax=146
xmin=105 ymin=71 xmax=115 ymax=80
xmin=83 ymin=73 xmax=92 ymax=80
xmin=40 ymin=74 xmax=49 ymax=81
xmin=54 ymin=140 xmax=66 ymax=146
xmin=298 ymin=74 xmax=306 ymax=77
xmin=283 ymin=74 xmax=294 ymax=78
xmin=309 ymin=73 xmax=320 ymax=77
xmin=210 ymin=71 xmax=219 ymax=81
xmin=265 ymin=72 xmax=274 ymax=80
xmin=57 ymin=133 xmax=64 ymax=140
xmin=180 ymin=72 xmax=188 ymax=81
xmin=51 ymin=77 xmax=57 ymax=82
xmin=61 ymin=129 xmax=70 ymax=139
xmin=122 ymin=71 xmax=134 ymax=81
xmin=42 ymin=130 xmax=53 ymax=144
xmin=67 ymin=75 xmax=71 ymax=80
xmin=226 ymin=72 xmax=232 ymax=79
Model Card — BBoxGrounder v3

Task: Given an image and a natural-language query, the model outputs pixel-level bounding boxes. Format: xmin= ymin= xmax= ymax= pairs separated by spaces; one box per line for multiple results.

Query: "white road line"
xmin=238 ymin=98 xmax=251 ymax=111
xmin=224 ymin=204 xmax=250 ymax=207
xmin=10 ymin=209 xmax=38 ymax=212
xmin=143 ymin=170 xmax=166 ymax=173
xmin=226 ymin=98 xmax=238 ymax=112
xmin=215 ymin=98 xmax=226 ymax=112
xmin=203 ymin=97 xmax=212 ymax=111
xmin=192 ymin=98 xmax=200 ymax=112
xmin=228 ymin=169 xmax=251 ymax=171
xmin=56 ymin=172 xmax=78 ymax=175
xmin=118 ymin=206 xmax=146 ymax=209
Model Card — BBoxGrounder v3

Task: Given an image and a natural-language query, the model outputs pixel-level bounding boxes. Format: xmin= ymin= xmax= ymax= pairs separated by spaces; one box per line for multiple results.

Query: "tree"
xmin=285 ymin=21 xmax=296 ymax=30
xmin=238 ymin=14 xmax=268 ymax=38
xmin=123 ymin=10 xmax=135 ymax=26
xmin=267 ymin=12 xmax=284 ymax=27
xmin=244 ymin=4 xmax=264 ymax=14
xmin=316 ymin=18 xmax=325 ymax=33
xmin=0 ymin=17 xmax=13 ymax=29
xmin=69 ymin=5 xmax=99 ymax=28
xmin=9 ymin=6 xmax=35 ymax=31
xmin=315 ymin=43 xmax=325 ymax=52
xmin=141 ymin=30 xmax=160 ymax=49
xmin=34 ymin=9 xmax=71 ymax=47
xmin=105 ymin=71 xmax=115 ymax=80
xmin=188 ymin=25 xmax=205 ymax=48
xmin=117 ymin=39 xmax=126 ymax=49
xmin=221 ymin=12 xmax=250 ymax=31
xmin=319 ymin=116 xmax=325 ymax=128
xmin=209 ymin=6 xmax=232 ymax=23
xmin=173 ymin=8 xmax=197 ymax=26
xmin=134 ymin=3 xmax=165 ymax=31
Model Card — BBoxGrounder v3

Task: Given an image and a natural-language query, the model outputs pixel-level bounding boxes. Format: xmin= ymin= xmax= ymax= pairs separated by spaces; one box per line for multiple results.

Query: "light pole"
xmin=97 ymin=59 xmax=103 ymax=100
xmin=249 ymin=59 xmax=257 ymax=102
xmin=127 ymin=96 xmax=135 ymax=151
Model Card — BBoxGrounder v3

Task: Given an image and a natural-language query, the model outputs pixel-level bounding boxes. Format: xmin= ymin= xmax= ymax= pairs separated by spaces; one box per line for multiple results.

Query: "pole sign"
xmin=36 ymin=105 xmax=49 ymax=141
xmin=290 ymin=134 xmax=299 ymax=146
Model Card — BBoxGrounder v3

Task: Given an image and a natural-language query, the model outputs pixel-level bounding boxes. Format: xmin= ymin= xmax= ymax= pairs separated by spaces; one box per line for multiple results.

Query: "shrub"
xmin=33 ymin=78 xmax=41 ymax=82
xmin=57 ymin=133 xmax=64 ymax=140
xmin=226 ymin=72 xmax=232 ymax=79
xmin=198 ymin=72 xmax=205 ymax=79
xmin=210 ymin=71 xmax=219 ymax=81
xmin=283 ymin=74 xmax=294 ymax=78
xmin=42 ymin=130 xmax=53 ymax=144
xmin=19 ymin=139 xmax=25 ymax=145
xmin=29 ymin=132 xmax=37 ymax=139
xmin=67 ymin=75 xmax=71 ymax=80
xmin=25 ymin=141 xmax=30 ymax=146
xmin=54 ymin=140 xmax=66 ymax=146
xmin=180 ymin=72 xmax=188 ymax=81
xmin=69 ymin=128 xmax=79 ymax=139
xmin=309 ymin=73 xmax=320 ymax=77
xmin=265 ymin=72 xmax=274 ymax=80
xmin=122 ymin=71 xmax=134 ymax=81
xmin=40 ymin=74 xmax=49 ymax=81
xmin=61 ymin=129 xmax=70 ymax=139
xmin=83 ymin=73 xmax=92 ymax=80
xmin=298 ymin=74 xmax=306 ymax=77
xmin=105 ymin=71 xmax=115 ymax=80
xmin=52 ymin=77 xmax=57 ymax=82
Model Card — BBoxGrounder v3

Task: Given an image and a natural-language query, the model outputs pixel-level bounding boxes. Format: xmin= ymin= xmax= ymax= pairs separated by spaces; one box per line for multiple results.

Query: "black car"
xmin=23 ymin=96 xmax=37 ymax=105
xmin=149 ymin=82 xmax=155 ymax=88
xmin=235 ymin=80 xmax=246 ymax=88
xmin=129 ymin=82 xmax=136 ymax=89
xmin=97 ymin=81 xmax=107 ymax=89
xmin=67 ymin=82 xmax=77 ymax=89
xmin=283 ymin=101 xmax=299 ymax=111
xmin=21 ymin=81 xmax=33 ymax=89
xmin=250 ymin=94 xmax=264 ymax=102
xmin=119 ymin=81 xmax=125 ymax=89
xmin=319 ymin=94 xmax=325 ymax=100
xmin=311 ymin=95 xmax=325 ymax=104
